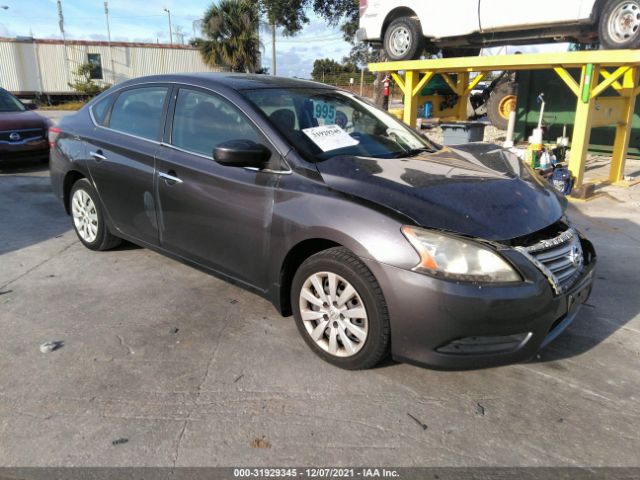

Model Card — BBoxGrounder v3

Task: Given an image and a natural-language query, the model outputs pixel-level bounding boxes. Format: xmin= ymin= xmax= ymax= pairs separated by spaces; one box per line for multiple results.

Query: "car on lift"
xmin=0 ymin=88 xmax=50 ymax=162
xmin=357 ymin=0 xmax=640 ymax=61
xmin=49 ymin=73 xmax=596 ymax=370
xmin=358 ymin=0 xmax=640 ymax=129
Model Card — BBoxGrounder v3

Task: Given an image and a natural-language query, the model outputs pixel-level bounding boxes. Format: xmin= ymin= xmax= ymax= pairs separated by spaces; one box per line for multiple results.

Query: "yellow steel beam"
xmin=610 ymin=67 xmax=639 ymax=183
xmin=456 ymin=72 xmax=470 ymax=120
xmin=369 ymin=50 xmax=640 ymax=74
xmin=591 ymin=66 xmax=630 ymax=98
xmin=390 ymin=72 xmax=405 ymax=92
xmin=569 ymin=65 xmax=599 ymax=187
xmin=466 ymin=72 xmax=487 ymax=94
xmin=403 ymin=70 xmax=420 ymax=128
xmin=600 ymin=69 xmax=624 ymax=91
xmin=553 ymin=67 xmax=580 ymax=97
xmin=412 ymin=72 xmax=434 ymax=97
xmin=440 ymin=73 xmax=460 ymax=94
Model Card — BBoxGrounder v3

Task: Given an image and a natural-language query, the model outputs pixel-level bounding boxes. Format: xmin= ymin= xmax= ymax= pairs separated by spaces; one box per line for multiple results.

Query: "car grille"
xmin=515 ymin=228 xmax=584 ymax=295
xmin=0 ymin=128 xmax=45 ymax=143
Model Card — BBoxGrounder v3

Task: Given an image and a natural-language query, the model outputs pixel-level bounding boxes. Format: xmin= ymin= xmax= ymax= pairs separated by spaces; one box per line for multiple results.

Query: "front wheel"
xmin=599 ymin=0 xmax=640 ymax=49
xmin=291 ymin=247 xmax=390 ymax=370
xmin=383 ymin=17 xmax=425 ymax=61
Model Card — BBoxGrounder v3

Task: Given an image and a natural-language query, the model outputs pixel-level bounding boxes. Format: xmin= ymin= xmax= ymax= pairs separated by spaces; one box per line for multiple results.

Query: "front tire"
xmin=291 ymin=247 xmax=390 ymax=370
xmin=70 ymin=178 xmax=121 ymax=251
xmin=599 ymin=0 xmax=640 ymax=49
xmin=383 ymin=17 xmax=425 ymax=61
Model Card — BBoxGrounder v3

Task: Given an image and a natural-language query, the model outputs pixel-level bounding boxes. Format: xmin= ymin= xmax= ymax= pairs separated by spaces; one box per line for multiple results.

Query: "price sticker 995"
xmin=313 ymin=101 xmax=336 ymax=125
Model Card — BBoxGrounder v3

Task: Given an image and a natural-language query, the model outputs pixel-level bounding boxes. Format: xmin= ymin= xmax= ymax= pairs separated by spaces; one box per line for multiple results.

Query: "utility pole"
xmin=163 ymin=8 xmax=173 ymax=45
xmin=104 ymin=1 xmax=116 ymax=84
xmin=57 ymin=0 xmax=70 ymax=90
xmin=270 ymin=22 xmax=276 ymax=76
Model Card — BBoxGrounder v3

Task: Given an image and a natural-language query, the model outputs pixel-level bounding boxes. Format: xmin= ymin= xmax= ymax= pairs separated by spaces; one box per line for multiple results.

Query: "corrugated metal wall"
xmin=0 ymin=40 xmax=222 ymax=94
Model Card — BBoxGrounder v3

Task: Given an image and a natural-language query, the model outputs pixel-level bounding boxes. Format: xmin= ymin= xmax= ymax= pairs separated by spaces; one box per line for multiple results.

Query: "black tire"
xmin=441 ymin=47 xmax=481 ymax=58
xmin=291 ymin=247 xmax=390 ymax=370
xmin=383 ymin=17 xmax=425 ymax=61
xmin=486 ymin=81 xmax=518 ymax=131
xmin=599 ymin=0 xmax=640 ymax=49
xmin=69 ymin=178 xmax=121 ymax=251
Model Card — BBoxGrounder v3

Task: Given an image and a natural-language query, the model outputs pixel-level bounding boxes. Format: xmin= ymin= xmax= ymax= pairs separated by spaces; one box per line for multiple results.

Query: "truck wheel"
xmin=383 ymin=17 xmax=425 ymax=61
xmin=599 ymin=0 xmax=640 ymax=49
xmin=487 ymin=82 xmax=518 ymax=131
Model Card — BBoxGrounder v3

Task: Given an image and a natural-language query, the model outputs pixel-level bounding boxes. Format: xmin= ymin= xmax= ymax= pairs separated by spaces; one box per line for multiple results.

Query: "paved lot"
xmin=0 ymin=112 xmax=639 ymax=467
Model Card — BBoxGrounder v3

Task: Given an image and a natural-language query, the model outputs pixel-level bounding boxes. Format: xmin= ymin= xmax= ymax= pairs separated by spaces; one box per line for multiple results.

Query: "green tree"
xmin=312 ymin=0 xmax=386 ymax=104
xmin=259 ymin=0 xmax=309 ymax=76
xmin=311 ymin=0 xmax=359 ymax=41
xmin=68 ymin=63 xmax=109 ymax=97
xmin=311 ymin=58 xmax=361 ymax=84
xmin=196 ymin=0 xmax=260 ymax=73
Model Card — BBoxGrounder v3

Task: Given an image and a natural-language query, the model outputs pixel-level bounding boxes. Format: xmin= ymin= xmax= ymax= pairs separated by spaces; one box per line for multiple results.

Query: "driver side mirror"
xmin=213 ymin=139 xmax=271 ymax=169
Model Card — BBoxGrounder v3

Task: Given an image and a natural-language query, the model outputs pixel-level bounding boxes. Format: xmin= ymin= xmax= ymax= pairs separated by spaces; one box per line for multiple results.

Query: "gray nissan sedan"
xmin=49 ymin=73 xmax=596 ymax=370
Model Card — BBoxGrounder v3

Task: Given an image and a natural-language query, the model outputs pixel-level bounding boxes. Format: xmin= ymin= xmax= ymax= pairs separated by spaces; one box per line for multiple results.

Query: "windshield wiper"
xmin=393 ymin=147 xmax=433 ymax=158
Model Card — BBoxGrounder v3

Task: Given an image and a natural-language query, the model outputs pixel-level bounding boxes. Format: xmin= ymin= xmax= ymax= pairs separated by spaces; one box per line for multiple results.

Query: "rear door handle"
xmin=159 ymin=171 xmax=183 ymax=185
xmin=90 ymin=150 xmax=107 ymax=162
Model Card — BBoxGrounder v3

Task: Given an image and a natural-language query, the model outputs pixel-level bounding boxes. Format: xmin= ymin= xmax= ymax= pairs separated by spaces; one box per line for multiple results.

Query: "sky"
xmin=0 ymin=0 xmax=353 ymax=78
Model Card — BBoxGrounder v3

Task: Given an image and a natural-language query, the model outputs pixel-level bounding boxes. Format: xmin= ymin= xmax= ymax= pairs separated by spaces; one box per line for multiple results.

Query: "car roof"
xmin=117 ymin=73 xmax=333 ymax=91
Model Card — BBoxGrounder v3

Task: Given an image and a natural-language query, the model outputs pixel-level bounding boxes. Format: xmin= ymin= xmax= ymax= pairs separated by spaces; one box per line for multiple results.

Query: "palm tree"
xmin=197 ymin=0 xmax=260 ymax=73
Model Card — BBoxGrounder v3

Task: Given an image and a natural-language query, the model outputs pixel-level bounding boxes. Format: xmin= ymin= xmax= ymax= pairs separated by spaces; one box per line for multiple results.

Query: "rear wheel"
xmin=487 ymin=82 xmax=518 ymax=131
xmin=383 ymin=17 xmax=425 ymax=61
xmin=599 ymin=0 xmax=640 ymax=49
xmin=291 ymin=247 xmax=390 ymax=370
xmin=70 ymin=178 xmax=121 ymax=251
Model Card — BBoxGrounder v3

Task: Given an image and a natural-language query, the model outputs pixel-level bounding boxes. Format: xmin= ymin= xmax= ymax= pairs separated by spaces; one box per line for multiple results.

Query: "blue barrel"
xmin=424 ymin=101 xmax=433 ymax=119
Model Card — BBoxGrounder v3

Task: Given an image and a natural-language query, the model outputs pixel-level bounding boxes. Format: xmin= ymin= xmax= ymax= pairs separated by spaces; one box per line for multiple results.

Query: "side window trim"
xmin=95 ymin=83 xmax=172 ymax=144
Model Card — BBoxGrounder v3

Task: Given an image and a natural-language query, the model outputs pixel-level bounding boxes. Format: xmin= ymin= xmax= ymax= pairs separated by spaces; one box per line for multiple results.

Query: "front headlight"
xmin=401 ymin=226 xmax=521 ymax=283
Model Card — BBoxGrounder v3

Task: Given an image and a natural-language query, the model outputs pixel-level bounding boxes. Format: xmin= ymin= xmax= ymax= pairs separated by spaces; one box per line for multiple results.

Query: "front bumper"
xmin=362 ymin=243 xmax=596 ymax=369
xmin=0 ymin=140 xmax=49 ymax=161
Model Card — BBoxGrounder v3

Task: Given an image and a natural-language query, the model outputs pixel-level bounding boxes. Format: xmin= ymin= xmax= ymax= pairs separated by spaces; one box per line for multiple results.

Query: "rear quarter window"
xmin=91 ymin=95 xmax=112 ymax=126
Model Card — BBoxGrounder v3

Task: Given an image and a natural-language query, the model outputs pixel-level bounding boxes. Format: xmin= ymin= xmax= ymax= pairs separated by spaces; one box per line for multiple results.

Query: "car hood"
xmin=315 ymin=143 xmax=566 ymax=241
xmin=0 ymin=110 xmax=47 ymax=131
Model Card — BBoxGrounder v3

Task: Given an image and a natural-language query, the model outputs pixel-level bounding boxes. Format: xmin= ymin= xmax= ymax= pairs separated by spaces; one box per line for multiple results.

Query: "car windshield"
xmin=0 ymin=90 xmax=26 ymax=113
xmin=241 ymin=87 xmax=437 ymax=162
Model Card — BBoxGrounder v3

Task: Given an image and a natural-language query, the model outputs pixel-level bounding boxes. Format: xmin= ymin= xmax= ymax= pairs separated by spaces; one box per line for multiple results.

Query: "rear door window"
xmin=170 ymin=88 xmax=259 ymax=156
xmin=108 ymin=87 xmax=169 ymax=141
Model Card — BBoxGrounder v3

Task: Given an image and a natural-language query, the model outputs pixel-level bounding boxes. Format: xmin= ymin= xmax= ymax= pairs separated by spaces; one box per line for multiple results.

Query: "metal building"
xmin=0 ymin=37 xmax=222 ymax=97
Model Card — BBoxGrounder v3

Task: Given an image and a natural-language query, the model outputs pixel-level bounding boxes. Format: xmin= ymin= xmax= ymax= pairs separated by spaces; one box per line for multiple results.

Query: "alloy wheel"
xmin=298 ymin=271 xmax=368 ymax=358
xmin=71 ymin=189 xmax=99 ymax=243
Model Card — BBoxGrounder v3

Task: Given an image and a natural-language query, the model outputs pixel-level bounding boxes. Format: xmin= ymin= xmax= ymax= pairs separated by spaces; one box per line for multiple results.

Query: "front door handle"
xmin=159 ymin=171 xmax=183 ymax=185
xmin=90 ymin=150 xmax=107 ymax=162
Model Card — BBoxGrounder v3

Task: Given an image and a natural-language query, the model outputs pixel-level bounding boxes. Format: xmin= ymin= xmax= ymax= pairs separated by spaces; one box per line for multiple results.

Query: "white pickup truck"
xmin=357 ymin=0 xmax=640 ymax=60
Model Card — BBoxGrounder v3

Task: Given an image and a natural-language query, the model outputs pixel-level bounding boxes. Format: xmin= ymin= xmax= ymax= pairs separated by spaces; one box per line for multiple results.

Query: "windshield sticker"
xmin=302 ymin=125 xmax=360 ymax=152
xmin=313 ymin=101 xmax=337 ymax=125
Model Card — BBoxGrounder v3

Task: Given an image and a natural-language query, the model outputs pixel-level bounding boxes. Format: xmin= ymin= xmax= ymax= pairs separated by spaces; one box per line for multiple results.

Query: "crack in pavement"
xmin=171 ymin=308 xmax=233 ymax=466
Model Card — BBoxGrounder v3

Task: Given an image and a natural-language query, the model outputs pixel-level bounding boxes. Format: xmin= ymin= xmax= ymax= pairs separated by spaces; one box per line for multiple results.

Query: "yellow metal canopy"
xmin=368 ymin=50 xmax=640 ymax=190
